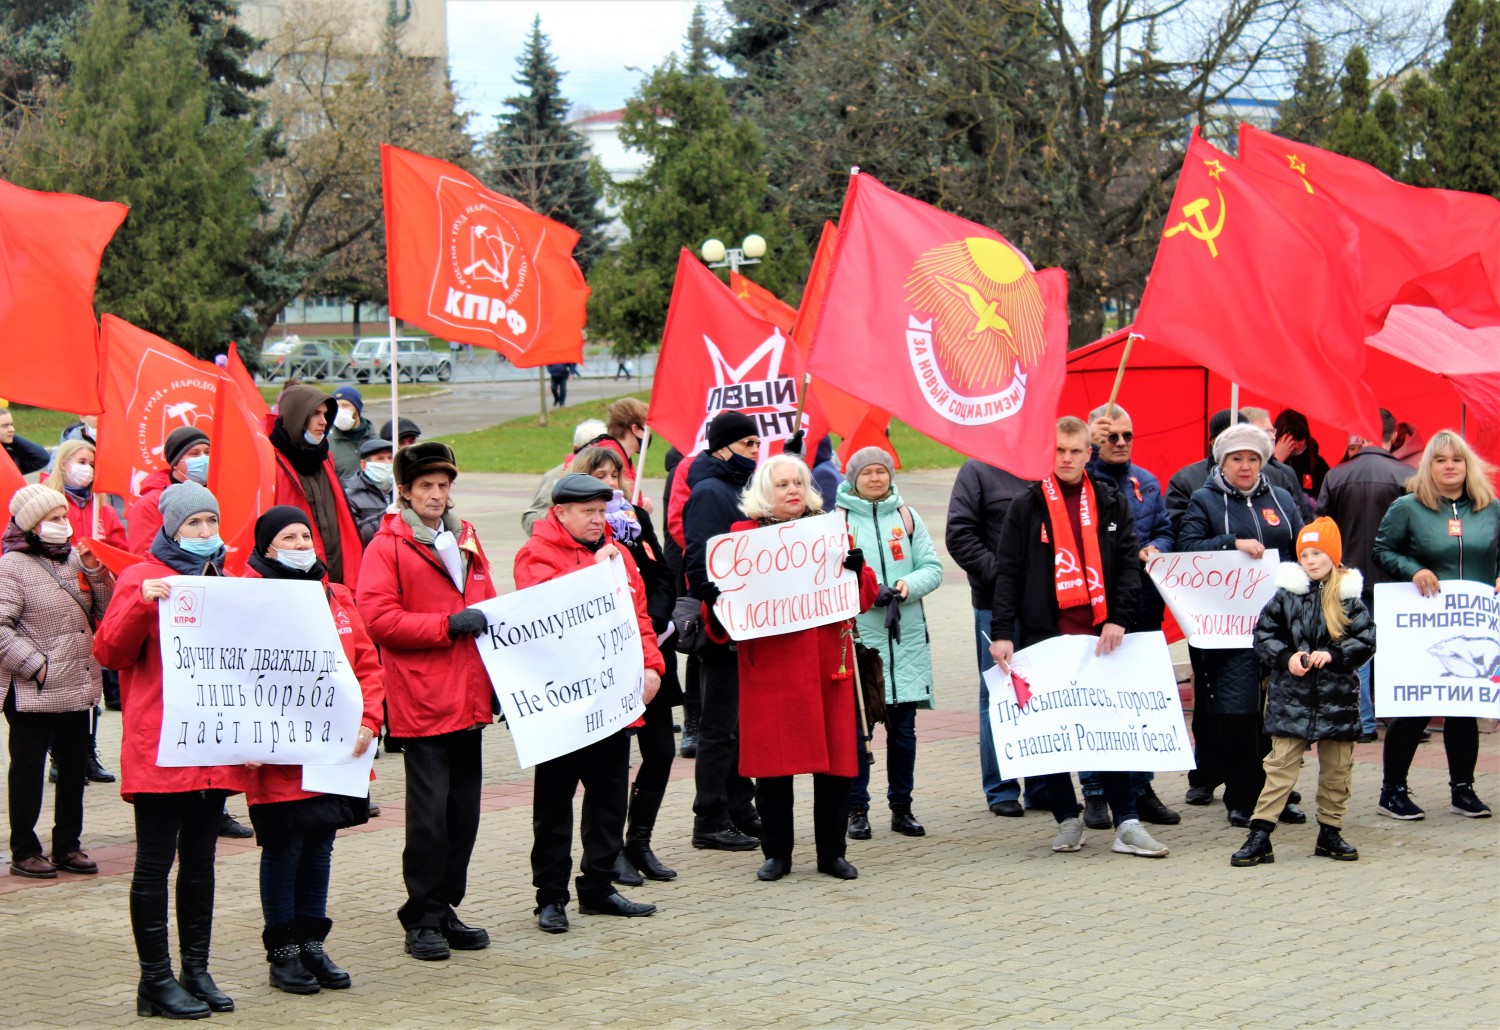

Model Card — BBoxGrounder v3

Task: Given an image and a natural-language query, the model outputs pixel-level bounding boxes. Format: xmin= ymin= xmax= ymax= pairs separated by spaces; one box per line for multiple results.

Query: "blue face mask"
xmin=178 ymin=535 xmax=223 ymax=557
xmin=184 ymin=455 xmax=210 ymax=484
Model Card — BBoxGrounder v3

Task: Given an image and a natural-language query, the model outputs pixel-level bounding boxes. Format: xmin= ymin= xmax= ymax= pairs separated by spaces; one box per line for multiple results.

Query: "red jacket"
xmin=126 ymin=469 xmax=175 ymax=556
xmin=93 ymin=559 xmax=252 ymax=802
xmin=714 ymin=518 xmax=878 ymax=779
xmin=55 ymin=488 xmax=128 ymax=550
xmin=514 ymin=512 xmax=666 ymax=675
xmin=355 ymin=512 xmax=496 ymax=738
xmin=273 ymin=451 xmax=365 ymax=592
xmin=244 ymin=574 xmax=385 ymax=806
xmin=666 ymin=451 xmax=699 ymax=552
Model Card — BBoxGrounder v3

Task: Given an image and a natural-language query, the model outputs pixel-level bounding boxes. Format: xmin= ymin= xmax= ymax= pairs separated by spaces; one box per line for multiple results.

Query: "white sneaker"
xmin=1051 ymin=817 xmax=1085 ymax=852
xmin=1112 ymin=818 xmax=1169 ymax=857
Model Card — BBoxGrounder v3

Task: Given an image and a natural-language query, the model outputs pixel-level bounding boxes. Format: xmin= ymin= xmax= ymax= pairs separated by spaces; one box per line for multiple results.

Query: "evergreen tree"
xmin=485 ymin=17 xmax=607 ymax=271
xmin=1275 ymin=38 xmax=1338 ymax=144
xmin=683 ymin=2 xmax=715 ymax=76
xmin=1323 ymin=45 xmax=1400 ymax=176
xmin=1431 ymin=0 xmax=1500 ymax=196
xmin=14 ymin=0 xmax=261 ymax=355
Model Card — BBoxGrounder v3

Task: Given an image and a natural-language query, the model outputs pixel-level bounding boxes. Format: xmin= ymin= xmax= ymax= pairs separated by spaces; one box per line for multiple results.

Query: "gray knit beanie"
xmin=158 ymin=482 xmax=219 ymax=539
xmin=844 ymin=446 xmax=895 ymax=488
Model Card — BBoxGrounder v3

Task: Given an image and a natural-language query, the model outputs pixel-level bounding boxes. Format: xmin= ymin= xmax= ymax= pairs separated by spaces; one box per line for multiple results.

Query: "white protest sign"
xmin=474 ymin=557 xmax=645 ymax=768
xmin=1373 ymin=580 xmax=1500 ymax=718
xmin=1146 ymin=551 xmax=1279 ymax=648
xmin=985 ymin=631 xmax=1195 ymax=778
xmin=156 ymin=577 xmax=364 ymax=767
xmin=706 ymin=512 xmax=857 ymax=641
xmin=301 ymin=745 xmax=375 ymax=798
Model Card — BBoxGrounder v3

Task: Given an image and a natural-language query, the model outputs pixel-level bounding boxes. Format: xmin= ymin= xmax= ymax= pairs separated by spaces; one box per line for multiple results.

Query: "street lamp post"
xmin=700 ymin=233 xmax=768 ymax=274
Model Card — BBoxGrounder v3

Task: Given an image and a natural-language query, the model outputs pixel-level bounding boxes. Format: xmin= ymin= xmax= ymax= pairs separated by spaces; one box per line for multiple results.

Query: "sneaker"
xmin=1112 ymin=819 xmax=1169 ymax=858
xmin=218 ymin=809 xmax=254 ymax=839
xmin=1183 ymin=785 xmax=1215 ymax=806
xmin=1135 ymin=786 xmax=1181 ymax=825
xmin=1082 ymin=795 xmax=1111 ymax=829
xmin=1450 ymin=783 xmax=1492 ymax=818
xmin=1377 ymin=785 xmax=1425 ymax=820
xmin=1050 ymin=817 xmax=1085 ymax=852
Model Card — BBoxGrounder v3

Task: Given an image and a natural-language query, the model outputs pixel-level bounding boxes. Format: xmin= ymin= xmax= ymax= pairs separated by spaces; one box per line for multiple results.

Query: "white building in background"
xmin=571 ymin=108 xmax=650 ymax=243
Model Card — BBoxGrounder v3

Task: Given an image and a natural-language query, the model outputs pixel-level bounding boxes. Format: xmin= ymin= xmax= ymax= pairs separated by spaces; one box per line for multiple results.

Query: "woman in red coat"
xmin=269 ymin=384 xmax=364 ymax=590
xmin=709 ymin=454 xmax=877 ymax=882
xmin=93 ymin=483 xmax=250 ymax=1020
xmin=242 ymin=507 xmax=384 ymax=995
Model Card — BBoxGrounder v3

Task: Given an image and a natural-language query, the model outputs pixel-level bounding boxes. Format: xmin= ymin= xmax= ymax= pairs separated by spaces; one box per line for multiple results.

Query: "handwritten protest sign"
xmin=1146 ymin=551 xmax=1279 ymax=648
xmin=1374 ymin=581 xmax=1500 ymax=719
xmin=474 ymin=557 xmax=645 ymax=768
xmin=706 ymin=513 xmax=856 ymax=641
xmin=156 ymin=578 xmax=364 ymax=767
xmin=985 ymin=632 xmax=1194 ymax=778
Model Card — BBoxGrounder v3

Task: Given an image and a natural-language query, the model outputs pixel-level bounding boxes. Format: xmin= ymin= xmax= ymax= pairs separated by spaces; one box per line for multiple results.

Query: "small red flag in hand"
xmin=1010 ymin=670 xmax=1033 ymax=708
xmin=82 ymin=537 xmax=144 ymax=577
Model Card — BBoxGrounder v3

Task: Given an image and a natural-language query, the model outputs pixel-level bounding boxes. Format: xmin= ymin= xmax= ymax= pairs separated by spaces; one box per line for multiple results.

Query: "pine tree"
xmin=485 ymin=17 xmax=607 ymax=271
xmin=1431 ymin=0 xmax=1500 ymax=196
xmin=1322 ymin=45 xmax=1400 ymax=176
xmin=1275 ymin=38 xmax=1338 ymax=144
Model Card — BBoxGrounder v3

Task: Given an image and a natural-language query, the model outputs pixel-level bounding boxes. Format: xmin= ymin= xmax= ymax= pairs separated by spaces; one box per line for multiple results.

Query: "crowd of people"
xmin=0 ymin=386 xmax=1494 ymax=1019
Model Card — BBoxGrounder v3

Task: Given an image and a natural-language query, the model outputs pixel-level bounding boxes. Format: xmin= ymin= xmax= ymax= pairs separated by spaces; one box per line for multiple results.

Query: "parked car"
xmin=347 ymin=337 xmax=453 ymax=383
xmin=260 ymin=338 xmax=349 ymax=381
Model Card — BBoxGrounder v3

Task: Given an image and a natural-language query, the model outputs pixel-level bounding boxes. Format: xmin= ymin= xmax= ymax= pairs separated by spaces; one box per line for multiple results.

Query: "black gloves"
xmin=873 ymin=584 xmax=897 ymax=608
xmin=884 ymin=600 xmax=902 ymax=642
xmin=843 ymin=548 xmax=864 ymax=573
xmin=783 ymin=430 xmax=805 ymax=457
xmin=692 ymin=581 xmax=722 ymax=605
xmin=447 ymin=608 xmax=489 ymax=638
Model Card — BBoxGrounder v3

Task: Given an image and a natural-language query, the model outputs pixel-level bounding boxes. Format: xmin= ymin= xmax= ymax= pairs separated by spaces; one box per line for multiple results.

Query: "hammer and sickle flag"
xmin=1135 ymin=130 xmax=1381 ymax=441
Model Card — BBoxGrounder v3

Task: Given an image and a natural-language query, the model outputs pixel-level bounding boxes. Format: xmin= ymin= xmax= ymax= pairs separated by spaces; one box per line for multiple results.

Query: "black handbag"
xmin=854 ymin=641 xmax=887 ymax=728
xmin=671 ymin=595 xmax=707 ymax=655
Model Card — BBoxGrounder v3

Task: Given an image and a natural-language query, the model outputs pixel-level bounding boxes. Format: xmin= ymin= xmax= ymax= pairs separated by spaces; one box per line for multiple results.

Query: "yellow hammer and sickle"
xmin=1163 ymin=188 xmax=1226 ymax=258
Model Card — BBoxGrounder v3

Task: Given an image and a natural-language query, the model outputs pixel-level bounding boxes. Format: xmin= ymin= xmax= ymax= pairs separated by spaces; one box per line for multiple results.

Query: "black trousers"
xmin=1211 ymin=713 xmax=1269 ymax=815
xmin=5 ymin=699 xmax=88 ymax=860
xmin=755 ymin=773 xmax=849 ymax=865
xmin=1039 ymin=771 xmax=1138 ymax=827
xmin=400 ymin=729 xmax=483 ymax=930
xmin=633 ymin=690 xmax=676 ymax=794
xmin=1188 ymin=706 xmax=1223 ymax=791
xmin=1384 ymin=716 xmax=1480 ymax=788
xmin=532 ymin=730 xmax=629 ymax=907
xmin=130 ymin=791 xmax=225 ymax=972
xmin=692 ymin=644 xmax=756 ymax=832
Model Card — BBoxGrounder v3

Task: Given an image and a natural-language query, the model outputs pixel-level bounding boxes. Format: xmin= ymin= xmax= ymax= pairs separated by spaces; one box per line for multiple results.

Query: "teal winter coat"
xmin=835 ymin=482 xmax=944 ymax=708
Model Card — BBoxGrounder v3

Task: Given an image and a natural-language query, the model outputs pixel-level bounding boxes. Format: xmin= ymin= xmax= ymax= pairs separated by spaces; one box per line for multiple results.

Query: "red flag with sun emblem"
xmin=381 ymin=144 xmax=588 ymax=365
xmin=807 ymin=173 xmax=1068 ymax=479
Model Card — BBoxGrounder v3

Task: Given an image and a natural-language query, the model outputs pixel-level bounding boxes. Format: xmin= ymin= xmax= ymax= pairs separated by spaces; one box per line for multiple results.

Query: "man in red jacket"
xmin=514 ymin=473 xmax=665 ymax=934
xmin=355 ymin=441 xmax=497 ymax=962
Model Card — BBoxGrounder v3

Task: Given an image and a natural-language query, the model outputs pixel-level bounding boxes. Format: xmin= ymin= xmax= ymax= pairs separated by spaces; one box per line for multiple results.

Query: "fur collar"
xmin=1275 ymin=562 xmax=1363 ymax=599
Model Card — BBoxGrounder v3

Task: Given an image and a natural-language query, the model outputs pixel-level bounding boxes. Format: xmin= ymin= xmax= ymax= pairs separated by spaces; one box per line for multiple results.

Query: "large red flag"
xmin=382 ymin=144 xmax=588 ymax=365
xmin=208 ymin=343 xmax=277 ymax=575
xmin=96 ymin=315 xmax=222 ymax=499
xmin=729 ymin=270 xmax=798 ymax=332
xmin=0 ymin=179 xmax=127 ymax=413
xmin=807 ymin=173 xmax=1068 ymax=479
xmin=1134 ymin=131 xmax=1381 ymax=440
xmin=1238 ymin=125 xmax=1500 ymax=330
xmin=649 ymin=249 xmax=826 ymax=456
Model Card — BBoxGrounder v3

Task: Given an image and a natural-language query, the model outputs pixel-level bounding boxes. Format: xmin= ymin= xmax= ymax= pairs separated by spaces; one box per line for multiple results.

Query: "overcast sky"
xmin=447 ymin=1 xmax=702 ymax=134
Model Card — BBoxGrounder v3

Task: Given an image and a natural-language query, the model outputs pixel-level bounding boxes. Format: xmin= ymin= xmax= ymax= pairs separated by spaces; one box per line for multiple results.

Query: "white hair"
xmin=739 ymin=454 xmax=823 ymax=520
xmin=572 ymin=419 xmax=607 ymax=448
xmin=1087 ymin=402 xmax=1130 ymax=423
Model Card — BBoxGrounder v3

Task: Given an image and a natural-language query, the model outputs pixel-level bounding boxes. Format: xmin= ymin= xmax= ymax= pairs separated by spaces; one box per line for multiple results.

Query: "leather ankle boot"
xmin=679 ymin=706 xmax=699 ymax=758
xmin=132 ymin=884 xmax=209 ymax=1019
xmin=1230 ymin=820 xmax=1276 ymax=867
xmin=623 ymin=788 xmax=677 ymax=881
xmin=1314 ymin=822 xmax=1359 ymax=861
xmin=264 ymin=924 xmax=320 ymax=994
xmin=847 ymin=805 xmax=872 ymax=840
xmin=297 ymin=916 xmax=351 ymax=989
xmin=612 ymin=850 xmax=645 ymax=887
xmin=890 ymin=803 xmax=926 ymax=837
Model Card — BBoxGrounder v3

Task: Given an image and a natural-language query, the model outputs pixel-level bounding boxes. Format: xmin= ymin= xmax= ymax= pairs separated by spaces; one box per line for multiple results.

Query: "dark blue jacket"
xmin=1089 ymin=453 xmax=1172 ymax=631
xmin=683 ymin=453 xmax=754 ymax=594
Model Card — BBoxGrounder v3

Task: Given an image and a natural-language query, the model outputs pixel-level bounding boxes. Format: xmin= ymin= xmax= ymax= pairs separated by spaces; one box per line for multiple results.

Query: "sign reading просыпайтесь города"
xmin=1374 ymin=580 xmax=1500 ymax=719
xmin=707 ymin=513 xmax=858 ymax=641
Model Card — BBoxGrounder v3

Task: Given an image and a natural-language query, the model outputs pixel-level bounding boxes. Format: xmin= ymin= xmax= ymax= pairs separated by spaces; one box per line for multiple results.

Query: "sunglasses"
xmin=1106 ymin=431 xmax=1134 ymax=444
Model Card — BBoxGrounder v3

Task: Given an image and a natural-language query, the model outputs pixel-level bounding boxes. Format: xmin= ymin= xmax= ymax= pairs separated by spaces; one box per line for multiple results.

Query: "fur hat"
xmin=1212 ymin=422 xmax=1272 ymax=465
xmin=394 ymin=440 xmax=457 ymax=488
xmin=1297 ymin=516 xmax=1343 ymax=566
xmin=158 ymin=482 xmax=219 ymax=539
xmin=9 ymin=484 xmax=68 ymax=532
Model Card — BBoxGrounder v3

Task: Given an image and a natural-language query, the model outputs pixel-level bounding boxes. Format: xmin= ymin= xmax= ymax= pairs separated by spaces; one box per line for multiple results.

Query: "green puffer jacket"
xmin=1373 ymin=493 xmax=1500 ymax=586
xmin=835 ymin=482 xmax=944 ymax=708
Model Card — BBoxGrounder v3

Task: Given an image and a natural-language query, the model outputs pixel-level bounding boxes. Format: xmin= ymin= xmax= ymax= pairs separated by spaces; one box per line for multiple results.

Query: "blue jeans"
xmin=1041 ymin=771 xmax=1137 ymax=827
xmin=1357 ymin=661 xmax=1376 ymax=735
xmin=1080 ymin=770 xmax=1155 ymax=799
xmin=259 ymin=825 xmax=336 ymax=927
xmin=851 ymin=702 xmax=917 ymax=807
xmin=974 ymin=609 xmax=1047 ymax=808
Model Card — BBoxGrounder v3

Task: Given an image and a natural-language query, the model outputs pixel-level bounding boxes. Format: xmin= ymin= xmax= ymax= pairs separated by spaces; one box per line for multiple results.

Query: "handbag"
xmin=671 ymin=595 xmax=707 ymax=655
xmin=854 ymin=641 xmax=887 ymax=728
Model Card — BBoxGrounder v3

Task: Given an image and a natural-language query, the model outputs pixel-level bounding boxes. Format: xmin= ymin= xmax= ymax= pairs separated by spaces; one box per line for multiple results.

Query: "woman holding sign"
xmin=707 ymin=454 xmax=878 ymax=882
xmin=1372 ymin=431 xmax=1498 ymax=821
xmin=242 ymin=506 xmax=385 ymax=994
xmin=94 ymin=482 xmax=249 ymax=1019
xmin=1178 ymin=423 xmax=1304 ymax=828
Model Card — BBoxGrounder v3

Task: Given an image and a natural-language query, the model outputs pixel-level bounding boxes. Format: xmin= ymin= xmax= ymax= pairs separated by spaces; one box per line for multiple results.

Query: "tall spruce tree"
xmin=1276 ymin=38 xmax=1338 ymax=144
xmin=1323 ymin=46 xmax=1401 ymax=176
xmin=1431 ymin=0 xmax=1500 ymax=196
xmin=485 ymin=18 xmax=607 ymax=271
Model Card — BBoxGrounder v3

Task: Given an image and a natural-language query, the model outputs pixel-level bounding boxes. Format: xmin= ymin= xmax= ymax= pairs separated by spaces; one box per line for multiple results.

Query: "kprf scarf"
xmin=1040 ymin=475 xmax=1108 ymax=626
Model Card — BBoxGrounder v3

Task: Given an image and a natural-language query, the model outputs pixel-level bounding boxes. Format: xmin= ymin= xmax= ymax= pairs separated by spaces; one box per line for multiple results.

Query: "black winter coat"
xmin=946 ymin=459 xmax=1032 ymax=609
xmin=1254 ymin=564 xmax=1374 ymax=742
xmin=991 ymin=475 xmax=1141 ymax=648
xmin=683 ymin=453 xmax=753 ymax=594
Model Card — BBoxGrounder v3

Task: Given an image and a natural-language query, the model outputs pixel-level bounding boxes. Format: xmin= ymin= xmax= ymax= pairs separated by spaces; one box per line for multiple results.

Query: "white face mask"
xmin=275 ymin=547 xmax=319 ymax=572
xmin=303 ymin=430 xmax=326 ymax=446
xmin=64 ymin=463 xmax=95 ymax=488
xmin=36 ymin=521 xmax=73 ymax=544
xmin=334 ymin=409 xmax=358 ymax=432
xmin=363 ymin=461 xmax=394 ymax=490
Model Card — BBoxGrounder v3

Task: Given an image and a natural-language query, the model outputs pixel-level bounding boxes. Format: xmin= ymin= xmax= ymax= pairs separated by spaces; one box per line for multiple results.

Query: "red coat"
xmin=666 ymin=451 xmax=699 ymax=551
xmin=355 ymin=513 xmax=496 ymax=738
xmin=717 ymin=518 xmax=878 ymax=779
xmin=126 ymin=469 xmax=175 ymax=556
xmin=244 ymin=574 xmax=385 ymax=806
xmin=513 ymin=512 xmax=666 ymax=675
xmin=93 ymin=559 xmax=251 ymax=802
xmin=273 ymin=450 xmax=365 ymax=592
xmin=63 ymin=491 xmax=127 ymax=550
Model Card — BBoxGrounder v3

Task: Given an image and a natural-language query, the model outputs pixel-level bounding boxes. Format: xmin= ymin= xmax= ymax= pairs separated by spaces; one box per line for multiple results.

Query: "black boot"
xmin=612 ymin=850 xmax=645 ymax=887
xmin=623 ymin=788 xmax=677 ymax=881
xmin=296 ymin=916 xmax=351 ymax=989
xmin=847 ymin=805 xmax=872 ymax=840
xmin=1230 ymin=819 xmax=1276 ymax=867
xmin=177 ymin=860 xmax=233 ymax=1012
xmin=264 ymin=924 xmax=320 ymax=994
xmin=679 ymin=705 xmax=700 ymax=758
xmin=131 ymin=881 xmax=209 ymax=1019
xmin=1314 ymin=822 xmax=1359 ymax=861
xmin=890 ymin=803 xmax=926 ymax=837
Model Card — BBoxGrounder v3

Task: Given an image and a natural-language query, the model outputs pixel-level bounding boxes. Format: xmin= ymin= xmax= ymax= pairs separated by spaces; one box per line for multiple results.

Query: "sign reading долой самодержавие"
xmin=1375 ymin=580 xmax=1500 ymax=719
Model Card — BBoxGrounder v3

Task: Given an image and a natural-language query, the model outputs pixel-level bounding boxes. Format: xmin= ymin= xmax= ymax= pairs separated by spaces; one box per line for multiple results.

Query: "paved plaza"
xmin=1 ymin=470 xmax=1496 ymax=1028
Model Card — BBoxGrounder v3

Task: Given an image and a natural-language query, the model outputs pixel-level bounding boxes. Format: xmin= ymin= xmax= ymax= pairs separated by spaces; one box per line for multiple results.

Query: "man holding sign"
xmin=990 ymin=417 xmax=1168 ymax=858
xmin=514 ymin=474 xmax=664 ymax=933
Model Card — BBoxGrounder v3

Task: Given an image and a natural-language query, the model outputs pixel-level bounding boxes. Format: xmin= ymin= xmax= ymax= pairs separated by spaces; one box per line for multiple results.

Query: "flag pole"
xmin=387 ymin=316 xmax=400 ymax=450
xmin=1104 ymin=333 xmax=1138 ymax=416
xmin=631 ymin=426 xmax=651 ymax=507
xmin=538 ymin=367 xmax=548 ymax=427
xmin=792 ymin=373 xmax=812 ymax=438
xmin=1229 ymin=383 xmax=1240 ymax=423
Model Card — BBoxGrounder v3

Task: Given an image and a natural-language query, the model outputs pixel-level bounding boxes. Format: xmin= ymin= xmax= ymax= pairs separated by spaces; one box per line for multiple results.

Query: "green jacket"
xmin=328 ymin=417 xmax=375 ymax=480
xmin=1373 ymin=492 xmax=1500 ymax=586
xmin=835 ymin=482 xmax=944 ymax=708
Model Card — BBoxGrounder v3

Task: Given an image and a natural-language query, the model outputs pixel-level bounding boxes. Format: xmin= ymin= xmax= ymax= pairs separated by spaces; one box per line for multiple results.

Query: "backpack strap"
xmin=899 ymin=505 xmax=914 ymax=537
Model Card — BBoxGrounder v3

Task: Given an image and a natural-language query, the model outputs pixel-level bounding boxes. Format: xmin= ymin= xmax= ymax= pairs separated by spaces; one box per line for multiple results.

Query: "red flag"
xmin=96 ymin=315 xmax=223 ymax=499
xmin=0 ymin=179 xmax=127 ymax=413
xmin=382 ymin=144 xmax=588 ymax=365
xmin=1134 ymin=131 xmax=1381 ymax=440
xmin=730 ymin=271 xmax=797 ymax=333
xmin=807 ymin=173 xmax=1068 ymax=479
xmin=649 ymin=249 xmax=825 ymax=456
xmin=207 ymin=344 xmax=277 ymax=575
xmin=1238 ymin=125 xmax=1500 ymax=330
xmin=82 ymin=536 xmax=144 ymax=577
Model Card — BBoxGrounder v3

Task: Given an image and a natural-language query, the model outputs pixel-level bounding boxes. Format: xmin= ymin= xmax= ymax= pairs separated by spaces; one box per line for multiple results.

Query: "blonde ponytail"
xmin=1320 ymin=565 xmax=1351 ymax=641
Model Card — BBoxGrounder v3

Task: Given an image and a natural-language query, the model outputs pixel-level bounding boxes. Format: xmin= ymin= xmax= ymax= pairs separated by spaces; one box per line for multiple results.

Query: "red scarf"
xmin=1040 ymin=475 xmax=1108 ymax=626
